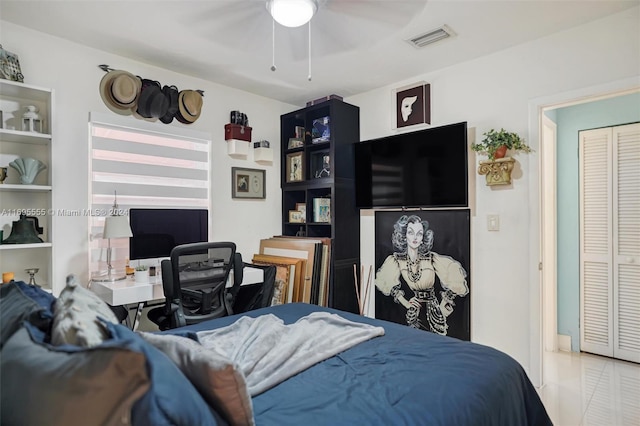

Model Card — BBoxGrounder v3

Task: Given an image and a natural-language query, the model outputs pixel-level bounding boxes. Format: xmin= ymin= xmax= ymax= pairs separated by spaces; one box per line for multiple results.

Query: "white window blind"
xmin=89 ymin=113 xmax=211 ymax=273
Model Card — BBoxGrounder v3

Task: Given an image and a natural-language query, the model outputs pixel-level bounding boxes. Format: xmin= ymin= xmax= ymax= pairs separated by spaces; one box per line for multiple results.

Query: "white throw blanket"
xmin=196 ymin=312 xmax=385 ymax=396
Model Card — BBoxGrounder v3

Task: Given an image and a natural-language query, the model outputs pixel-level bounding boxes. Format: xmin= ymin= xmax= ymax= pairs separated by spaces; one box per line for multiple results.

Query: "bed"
xmin=1 ymin=280 xmax=551 ymax=426
xmin=173 ymin=303 xmax=551 ymax=425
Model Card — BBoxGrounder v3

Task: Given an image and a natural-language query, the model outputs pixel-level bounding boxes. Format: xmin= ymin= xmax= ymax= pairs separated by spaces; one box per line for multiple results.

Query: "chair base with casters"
xmin=147 ymin=242 xmax=243 ymax=330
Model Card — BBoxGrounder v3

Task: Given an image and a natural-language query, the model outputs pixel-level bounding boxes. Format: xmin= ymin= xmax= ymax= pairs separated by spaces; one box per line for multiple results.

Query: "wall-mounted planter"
xmin=478 ymin=157 xmax=515 ymax=186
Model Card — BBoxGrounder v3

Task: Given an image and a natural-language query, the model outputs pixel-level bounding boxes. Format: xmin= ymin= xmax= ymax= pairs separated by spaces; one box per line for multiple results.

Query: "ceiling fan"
xmin=189 ymin=0 xmax=427 ymax=78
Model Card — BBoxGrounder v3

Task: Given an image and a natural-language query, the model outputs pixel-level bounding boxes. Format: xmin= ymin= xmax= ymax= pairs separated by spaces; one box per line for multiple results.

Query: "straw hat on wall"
xmin=99 ymin=70 xmax=141 ymax=116
xmin=175 ymin=90 xmax=203 ymax=124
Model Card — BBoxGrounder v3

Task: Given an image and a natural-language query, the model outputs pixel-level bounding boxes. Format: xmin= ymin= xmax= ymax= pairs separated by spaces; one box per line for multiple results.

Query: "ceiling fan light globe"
xmin=267 ymin=0 xmax=317 ymax=28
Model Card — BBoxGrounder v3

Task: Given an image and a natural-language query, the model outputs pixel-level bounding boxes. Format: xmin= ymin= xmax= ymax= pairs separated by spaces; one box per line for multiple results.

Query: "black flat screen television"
xmin=355 ymin=122 xmax=468 ymax=208
xmin=129 ymin=208 xmax=208 ymax=260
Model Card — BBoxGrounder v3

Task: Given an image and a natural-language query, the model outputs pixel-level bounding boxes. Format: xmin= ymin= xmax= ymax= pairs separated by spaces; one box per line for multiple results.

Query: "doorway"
xmin=528 ymin=78 xmax=640 ymax=388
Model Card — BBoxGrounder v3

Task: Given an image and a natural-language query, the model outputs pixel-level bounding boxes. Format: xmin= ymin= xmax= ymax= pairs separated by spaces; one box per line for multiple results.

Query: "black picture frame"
xmin=231 ymin=167 xmax=265 ymax=199
xmin=395 ymin=83 xmax=431 ymax=128
xmin=374 ymin=209 xmax=470 ymax=340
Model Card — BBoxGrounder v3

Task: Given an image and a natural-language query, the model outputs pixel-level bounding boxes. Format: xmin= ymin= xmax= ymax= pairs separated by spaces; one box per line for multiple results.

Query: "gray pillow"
xmin=52 ymin=274 xmax=119 ymax=347
xmin=0 ymin=327 xmax=150 ymax=426
xmin=140 ymin=331 xmax=254 ymax=426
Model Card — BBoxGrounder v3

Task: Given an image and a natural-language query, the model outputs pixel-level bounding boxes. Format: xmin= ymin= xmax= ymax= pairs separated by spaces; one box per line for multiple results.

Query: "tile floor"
xmin=538 ymin=350 xmax=640 ymax=426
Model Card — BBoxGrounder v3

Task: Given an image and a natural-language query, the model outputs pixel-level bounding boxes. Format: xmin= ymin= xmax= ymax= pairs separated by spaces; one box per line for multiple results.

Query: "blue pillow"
xmin=0 ymin=281 xmax=55 ymax=347
xmin=104 ymin=322 xmax=226 ymax=426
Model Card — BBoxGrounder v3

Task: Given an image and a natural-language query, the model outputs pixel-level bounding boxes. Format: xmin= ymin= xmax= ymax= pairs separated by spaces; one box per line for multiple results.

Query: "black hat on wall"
xmin=135 ymin=79 xmax=169 ymax=121
xmin=159 ymin=85 xmax=179 ymax=124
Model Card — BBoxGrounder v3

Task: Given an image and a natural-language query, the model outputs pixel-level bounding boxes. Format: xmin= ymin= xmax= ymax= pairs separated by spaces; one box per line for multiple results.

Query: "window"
xmin=89 ymin=112 xmax=211 ymax=274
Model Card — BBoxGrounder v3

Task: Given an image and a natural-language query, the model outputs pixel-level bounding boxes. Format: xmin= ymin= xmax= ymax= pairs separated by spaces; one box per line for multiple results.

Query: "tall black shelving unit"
xmin=280 ymin=99 xmax=360 ymax=313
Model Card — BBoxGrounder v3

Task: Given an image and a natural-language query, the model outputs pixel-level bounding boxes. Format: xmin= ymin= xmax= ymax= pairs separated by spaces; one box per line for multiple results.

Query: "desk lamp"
xmin=94 ymin=192 xmax=132 ymax=281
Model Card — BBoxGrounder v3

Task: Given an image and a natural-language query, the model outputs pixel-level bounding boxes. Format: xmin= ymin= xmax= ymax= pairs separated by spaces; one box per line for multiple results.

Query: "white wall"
xmin=1 ymin=21 xmax=296 ymax=289
xmin=2 ymin=6 xmax=638 ymax=380
xmin=347 ymin=7 xmax=640 ymax=376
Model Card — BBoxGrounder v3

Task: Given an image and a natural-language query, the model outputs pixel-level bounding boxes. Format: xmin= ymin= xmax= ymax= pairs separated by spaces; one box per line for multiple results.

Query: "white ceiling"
xmin=1 ymin=0 xmax=638 ymax=106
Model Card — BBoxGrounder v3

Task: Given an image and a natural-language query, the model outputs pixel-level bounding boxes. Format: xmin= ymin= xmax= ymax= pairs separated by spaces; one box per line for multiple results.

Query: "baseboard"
xmin=558 ymin=334 xmax=572 ymax=352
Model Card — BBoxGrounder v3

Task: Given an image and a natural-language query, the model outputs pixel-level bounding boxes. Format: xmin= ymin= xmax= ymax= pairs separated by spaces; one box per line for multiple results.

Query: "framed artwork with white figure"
xmin=374 ymin=209 xmax=470 ymax=341
xmin=395 ymin=83 xmax=431 ymax=128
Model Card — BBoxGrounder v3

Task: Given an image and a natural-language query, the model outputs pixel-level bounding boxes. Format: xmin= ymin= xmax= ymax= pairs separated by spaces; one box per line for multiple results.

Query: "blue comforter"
xmin=174 ymin=303 xmax=552 ymax=426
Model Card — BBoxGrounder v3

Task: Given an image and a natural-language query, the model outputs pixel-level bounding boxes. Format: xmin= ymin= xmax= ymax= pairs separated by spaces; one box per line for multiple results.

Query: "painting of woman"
xmin=374 ymin=211 xmax=470 ymax=339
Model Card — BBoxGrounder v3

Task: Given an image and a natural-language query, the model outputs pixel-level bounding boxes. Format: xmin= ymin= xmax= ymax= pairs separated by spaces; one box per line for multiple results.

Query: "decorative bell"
xmin=2 ymin=214 xmax=44 ymax=244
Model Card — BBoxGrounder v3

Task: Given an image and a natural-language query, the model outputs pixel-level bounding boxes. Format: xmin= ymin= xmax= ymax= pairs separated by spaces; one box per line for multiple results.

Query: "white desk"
xmin=90 ymin=266 xmax=264 ymax=329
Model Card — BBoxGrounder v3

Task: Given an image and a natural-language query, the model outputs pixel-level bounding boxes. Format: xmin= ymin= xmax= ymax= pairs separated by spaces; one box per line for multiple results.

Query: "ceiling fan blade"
xmin=284 ymin=5 xmax=407 ymax=62
xmin=323 ymin=0 xmax=427 ymax=27
xmin=184 ymin=1 xmax=271 ymax=52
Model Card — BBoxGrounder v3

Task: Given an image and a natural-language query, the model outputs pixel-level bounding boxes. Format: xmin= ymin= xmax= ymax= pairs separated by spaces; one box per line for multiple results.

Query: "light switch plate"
xmin=487 ymin=214 xmax=500 ymax=231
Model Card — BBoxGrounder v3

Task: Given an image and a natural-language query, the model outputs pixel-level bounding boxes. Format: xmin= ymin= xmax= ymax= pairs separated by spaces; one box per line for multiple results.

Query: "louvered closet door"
xmin=580 ymin=123 xmax=640 ymax=363
xmin=612 ymin=123 xmax=640 ymax=363
xmin=580 ymin=128 xmax=613 ymax=357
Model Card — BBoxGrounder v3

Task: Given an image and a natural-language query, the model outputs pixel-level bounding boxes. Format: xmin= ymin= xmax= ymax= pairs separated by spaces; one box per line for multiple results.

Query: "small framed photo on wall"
xmin=395 ymin=83 xmax=431 ymax=128
xmin=231 ymin=167 xmax=265 ymax=199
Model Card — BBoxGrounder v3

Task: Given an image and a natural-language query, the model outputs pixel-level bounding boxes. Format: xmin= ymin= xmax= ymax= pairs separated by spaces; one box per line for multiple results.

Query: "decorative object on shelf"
xmin=8 ymin=157 xmax=47 ymax=185
xmin=311 ymin=116 xmax=330 ymax=143
xmin=134 ymin=265 xmax=149 ymax=283
xmin=2 ymin=272 xmax=14 ymax=284
xmin=0 ymin=44 xmax=24 ymax=82
xmin=478 ymin=157 xmax=516 ymax=186
xmin=2 ymin=214 xmax=44 ymax=244
xmin=253 ymin=141 xmax=273 ymax=163
xmin=289 ymin=210 xmax=305 ymax=223
xmin=225 ymin=123 xmax=252 ymax=142
xmin=286 ymin=151 xmax=304 ymax=182
xmin=295 ymin=202 xmax=306 ymax=218
xmin=230 ymin=110 xmax=249 ymax=126
xmin=288 ymin=137 xmax=304 ymax=149
xmin=471 ymin=128 xmax=532 ymax=161
xmin=294 ymin=126 xmax=305 ymax=139
xmin=231 ymin=167 xmax=266 ymax=199
xmin=0 ymin=166 xmax=7 ymax=184
xmin=395 ymin=82 xmax=430 ymax=128
xmin=93 ymin=192 xmax=132 ymax=282
xmin=312 ymin=151 xmax=330 ymax=178
xmin=25 ymin=268 xmax=40 ymax=286
xmin=306 ymin=94 xmax=343 ymax=107
xmin=21 ymin=105 xmax=43 ymax=133
xmin=471 ymin=128 xmax=531 ymax=186
xmin=313 ymin=197 xmax=330 ymax=223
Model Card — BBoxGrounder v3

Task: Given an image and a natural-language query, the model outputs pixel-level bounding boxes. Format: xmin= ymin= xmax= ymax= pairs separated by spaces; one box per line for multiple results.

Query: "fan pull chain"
xmin=308 ymin=20 xmax=312 ymax=81
xmin=271 ymin=19 xmax=277 ymax=71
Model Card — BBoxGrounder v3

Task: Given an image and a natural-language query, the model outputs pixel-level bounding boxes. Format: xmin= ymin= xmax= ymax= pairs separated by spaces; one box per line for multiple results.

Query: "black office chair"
xmin=147 ymin=242 xmax=243 ymax=330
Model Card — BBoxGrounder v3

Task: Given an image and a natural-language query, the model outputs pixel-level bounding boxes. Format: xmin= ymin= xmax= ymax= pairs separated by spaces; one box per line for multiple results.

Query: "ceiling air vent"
xmin=406 ymin=25 xmax=455 ymax=48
